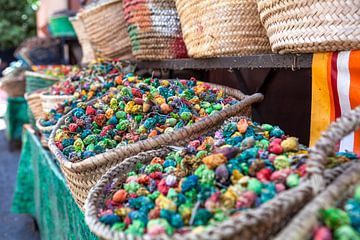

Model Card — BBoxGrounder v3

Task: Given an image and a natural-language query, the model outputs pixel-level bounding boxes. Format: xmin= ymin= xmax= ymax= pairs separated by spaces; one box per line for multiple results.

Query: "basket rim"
xmin=39 ymin=92 xmax=74 ymax=100
xmin=48 ymin=82 xmax=263 ymax=171
xmin=78 ymin=0 xmax=122 ymax=18
xmin=36 ymin=118 xmax=55 ymax=131
xmin=25 ymin=71 xmax=60 ymax=81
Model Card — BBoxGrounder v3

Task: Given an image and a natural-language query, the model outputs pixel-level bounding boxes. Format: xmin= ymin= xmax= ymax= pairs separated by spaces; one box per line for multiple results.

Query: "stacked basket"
xmin=257 ymin=0 xmax=360 ymax=53
xmin=78 ymin=0 xmax=133 ymax=60
xmin=175 ymin=0 xmax=271 ymax=57
xmin=123 ymin=0 xmax=188 ymax=60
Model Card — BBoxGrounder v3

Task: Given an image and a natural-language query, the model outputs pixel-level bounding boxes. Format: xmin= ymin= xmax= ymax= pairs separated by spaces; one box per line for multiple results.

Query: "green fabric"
xmin=12 ymin=129 xmax=98 ymax=240
xmin=5 ymin=97 xmax=29 ymax=141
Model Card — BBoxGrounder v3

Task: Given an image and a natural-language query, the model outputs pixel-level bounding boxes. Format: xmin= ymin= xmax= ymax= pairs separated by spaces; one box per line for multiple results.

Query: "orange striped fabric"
xmin=311 ymin=51 xmax=360 ymax=153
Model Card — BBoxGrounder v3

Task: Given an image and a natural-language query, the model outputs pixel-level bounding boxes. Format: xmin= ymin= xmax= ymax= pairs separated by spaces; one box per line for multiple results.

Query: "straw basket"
xmin=175 ymin=0 xmax=271 ymax=58
xmin=49 ymin=84 xmax=263 ymax=208
xmin=70 ymin=16 xmax=96 ymax=64
xmin=257 ymin=0 xmax=360 ymax=54
xmin=36 ymin=119 xmax=54 ymax=148
xmin=84 ymin=110 xmax=359 ymax=240
xmin=40 ymin=92 xmax=73 ymax=113
xmin=25 ymin=71 xmax=59 ymax=93
xmin=274 ymin=163 xmax=360 ymax=240
xmin=0 ymin=73 xmax=26 ymax=97
xmin=274 ymin=107 xmax=360 ymax=240
xmin=123 ymin=0 xmax=188 ymax=60
xmin=78 ymin=0 xmax=133 ymax=60
xmin=24 ymin=88 xmax=46 ymax=128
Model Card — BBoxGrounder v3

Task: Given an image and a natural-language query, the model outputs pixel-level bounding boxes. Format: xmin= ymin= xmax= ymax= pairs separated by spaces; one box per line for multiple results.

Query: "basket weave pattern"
xmin=40 ymin=93 xmax=73 ymax=113
xmin=70 ymin=17 xmax=96 ymax=64
xmin=257 ymin=0 xmax=360 ymax=53
xmin=123 ymin=0 xmax=188 ymax=60
xmin=84 ymin=115 xmax=353 ymax=240
xmin=175 ymin=0 xmax=271 ymax=58
xmin=275 ymin=106 xmax=360 ymax=239
xmin=49 ymin=85 xmax=263 ymax=208
xmin=78 ymin=0 xmax=133 ymax=60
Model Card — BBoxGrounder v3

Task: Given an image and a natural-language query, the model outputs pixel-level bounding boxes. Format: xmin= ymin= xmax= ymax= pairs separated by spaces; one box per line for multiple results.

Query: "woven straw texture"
xmin=258 ymin=0 xmax=360 ymax=54
xmin=0 ymin=72 xmax=26 ymax=97
xmin=123 ymin=0 xmax=188 ymax=60
xmin=175 ymin=0 xmax=271 ymax=58
xmin=36 ymin=119 xmax=54 ymax=148
xmin=84 ymin=114 xmax=354 ymax=240
xmin=78 ymin=0 xmax=133 ymax=60
xmin=275 ymin=106 xmax=360 ymax=240
xmin=70 ymin=17 xmax=96 ymax=64
xmin=39 ymin=93 xmax=73 ymax=113
xmin=49 ymin=85 xmax=263 ymax=208
xmin=24 ymin=88 xmax=46 ymax=128
xmin=274 ymin=163 xmax=360 ymax=240
xmin=25 ymin=71 xmax=59 ymax=94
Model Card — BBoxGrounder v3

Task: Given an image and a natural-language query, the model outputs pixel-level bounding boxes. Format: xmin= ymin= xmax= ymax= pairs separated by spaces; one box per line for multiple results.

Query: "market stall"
xmin=0 ymin=0 xmax=359 ymax=239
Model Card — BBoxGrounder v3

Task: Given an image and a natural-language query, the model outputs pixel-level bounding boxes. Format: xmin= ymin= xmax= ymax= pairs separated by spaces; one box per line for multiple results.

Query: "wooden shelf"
xmin=135 ymin=54 xmax=313 ymax=70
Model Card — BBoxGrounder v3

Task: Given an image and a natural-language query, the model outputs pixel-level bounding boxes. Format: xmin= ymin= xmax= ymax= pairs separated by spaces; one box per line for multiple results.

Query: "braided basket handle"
xmin=307 ymin=106 xmax=360 ymax=194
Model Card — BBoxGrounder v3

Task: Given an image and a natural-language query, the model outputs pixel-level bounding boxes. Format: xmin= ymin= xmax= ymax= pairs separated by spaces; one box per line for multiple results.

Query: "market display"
xmin=4 ymin=0 xmax=360 ymax=239
xmin=313 ymin=185 xmax=360 ymax=240
xmin=53 ymin=77 xmax=241 ymax=162
xmin=39 ymin=60 xmax=133 ymax=128
xmin=92 ymin=118 xmax=356 ymax=237
xmin=31 ymin=65 xmax=79 ymax=80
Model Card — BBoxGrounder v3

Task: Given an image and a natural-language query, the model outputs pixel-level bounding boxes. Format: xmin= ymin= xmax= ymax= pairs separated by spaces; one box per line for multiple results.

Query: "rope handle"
xmin=307 ymin=106 xmax=360 ymax=193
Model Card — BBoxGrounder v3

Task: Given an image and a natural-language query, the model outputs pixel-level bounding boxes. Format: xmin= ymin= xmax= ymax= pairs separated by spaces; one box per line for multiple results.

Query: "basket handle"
xmin=307 ymin=106 xmax=360 ymax=194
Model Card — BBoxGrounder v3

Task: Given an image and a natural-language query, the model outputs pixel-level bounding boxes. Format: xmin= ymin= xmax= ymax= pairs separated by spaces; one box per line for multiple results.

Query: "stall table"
xmin=11 ymin=125 xmax=97 ymax=240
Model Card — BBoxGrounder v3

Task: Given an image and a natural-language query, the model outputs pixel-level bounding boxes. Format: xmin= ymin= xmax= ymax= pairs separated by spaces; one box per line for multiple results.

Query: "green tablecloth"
xmin=5 ymin=97 xmax=29 ymax=141
xmin=11 ymin=128 xmax=97 ymax=240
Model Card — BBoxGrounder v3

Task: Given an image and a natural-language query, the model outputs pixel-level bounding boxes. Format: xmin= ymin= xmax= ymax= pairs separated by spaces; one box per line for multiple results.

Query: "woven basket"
xmin=175 ymin=0 xmax=271 ymax=58
xmin=123 ymin=0 xmax=188 ymax=60
xmin=24 ymin=88 xmax=46 ymax=128
xmin=25 ymin=71 xmax=59 ymax=94
xmin=257 ymin=0 xmax=360 ymax=54
xmin=84 ymin=113 xmax=357 ymax=240
xmin=274 ymin=163 xmax=360 ymax=240
xmin=36 ymin=119 xmax=54 ymax=148
xmin=78 ymin=0 xmax=133 ymax=60
xmin=275 ymin=107 xmax=360 ymax=240
xmin=70 ymin=16 xmax=96 ymax=64
xmin=49 ymin=84 xmax=263 ymax=208
xmin=0 ymin=74 xmax=26 ymax=97
xmin=39 ymin=92 xmax=73 ymax=113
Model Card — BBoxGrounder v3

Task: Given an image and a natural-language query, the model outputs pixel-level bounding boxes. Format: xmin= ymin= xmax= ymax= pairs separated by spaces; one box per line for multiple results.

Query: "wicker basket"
xmin=84 ymin=113 xmax=357 ymax=240
xmin=36 ymin=119 xmax=54 ymax=148
xmin=24 ymin=88 xmax=46 ymax=128
xmin=78 ymin=0 xmax=133 ymax=60
xmin=25 ymin=71 xmax=59 ymax=94
xmin=175 ymin=0 xmax=271 ymax=58
xmin=70 ymin=16 xmax=96 ymax=64
xmin=49 ymin=84 xmax=263 ymax=208
xmin=275 ymin=107 xmax=360 ymax=240
xmin=39 ymin=92 xmax=73 ymax=113
xmin=0 ymin=72 xmax=26 ymax=97
xmin=123 ymin=0 xmax=188 ymax=60
xmin=257 ymin=0 xmax=360 ymax=54
xmin=274 ymin=163 xmax=360 ymax=240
